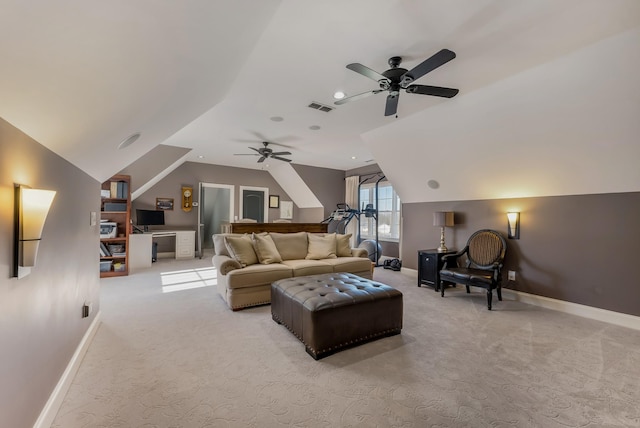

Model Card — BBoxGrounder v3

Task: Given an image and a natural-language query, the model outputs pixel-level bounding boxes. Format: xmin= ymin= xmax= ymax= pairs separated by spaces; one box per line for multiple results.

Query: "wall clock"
xmin=182 ymin=186 xmax=193 ymax=212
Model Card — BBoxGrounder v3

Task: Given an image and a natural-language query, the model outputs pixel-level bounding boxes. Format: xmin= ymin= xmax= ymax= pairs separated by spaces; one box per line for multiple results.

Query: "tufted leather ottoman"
xmin=271 ymin=272 xmax=403 ymax=359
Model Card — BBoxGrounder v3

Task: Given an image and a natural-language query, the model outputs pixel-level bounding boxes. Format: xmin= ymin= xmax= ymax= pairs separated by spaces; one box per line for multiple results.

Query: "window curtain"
xmin=345 ymin=175 xmax=359 ymax=247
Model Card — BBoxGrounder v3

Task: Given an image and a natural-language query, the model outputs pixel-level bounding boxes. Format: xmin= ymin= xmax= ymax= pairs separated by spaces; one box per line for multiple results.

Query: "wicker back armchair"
xmin=439 ymin=229 xmax=507 ymax=310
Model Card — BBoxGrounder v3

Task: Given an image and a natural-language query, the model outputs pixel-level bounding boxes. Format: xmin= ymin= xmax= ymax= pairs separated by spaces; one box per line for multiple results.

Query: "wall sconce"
xmin=507 ymin=212 xmax=520 ymax=239
xmin=13 ymin=184 xmax=56 ymax=278
xmin=433 ymin=211 xmax=454 ymax=252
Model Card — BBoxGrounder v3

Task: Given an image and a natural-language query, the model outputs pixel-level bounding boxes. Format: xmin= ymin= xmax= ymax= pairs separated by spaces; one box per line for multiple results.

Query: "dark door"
xmin=243 ymin=190 xmax=264 ymax=222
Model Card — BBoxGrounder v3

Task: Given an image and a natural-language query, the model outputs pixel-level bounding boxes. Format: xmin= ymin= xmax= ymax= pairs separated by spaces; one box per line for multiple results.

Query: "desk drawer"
xmin=175 ymin=231 xmax=195 ymax=259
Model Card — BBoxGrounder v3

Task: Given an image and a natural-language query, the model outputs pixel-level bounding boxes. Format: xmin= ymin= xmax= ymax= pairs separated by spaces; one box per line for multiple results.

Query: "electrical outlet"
xmin=82 ymin=302 xmax=92 ymax=318
xmin=508 ymin=271 xmax=516 ymax=281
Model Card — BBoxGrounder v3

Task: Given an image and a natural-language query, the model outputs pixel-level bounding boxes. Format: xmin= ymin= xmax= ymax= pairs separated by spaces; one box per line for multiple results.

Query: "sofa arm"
xmin=213 ymin=255 xmax=242 ymax=275
xmin=351 ymin=248 xmax=369 ymax=258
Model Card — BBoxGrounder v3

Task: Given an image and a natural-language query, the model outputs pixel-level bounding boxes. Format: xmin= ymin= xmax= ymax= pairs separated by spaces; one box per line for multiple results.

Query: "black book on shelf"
xmin=116 ymin=181 xmax=129 ymax=199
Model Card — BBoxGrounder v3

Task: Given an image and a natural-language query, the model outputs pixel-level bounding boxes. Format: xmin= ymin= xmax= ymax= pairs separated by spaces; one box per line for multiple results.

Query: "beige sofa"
xmin=212 ymin=232 xmax=372 ymax=310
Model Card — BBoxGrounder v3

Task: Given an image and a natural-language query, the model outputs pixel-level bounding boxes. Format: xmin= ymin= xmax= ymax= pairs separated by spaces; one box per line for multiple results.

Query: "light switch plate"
xmin=90 ymin=211 xmax=97 ymax=226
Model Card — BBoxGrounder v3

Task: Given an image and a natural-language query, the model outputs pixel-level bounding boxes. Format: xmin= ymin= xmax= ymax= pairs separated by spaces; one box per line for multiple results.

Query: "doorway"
xmin=198 ymin=183 xmax=234 ymax=255
xmin=239 ymin=186 xmax=268 ymax=222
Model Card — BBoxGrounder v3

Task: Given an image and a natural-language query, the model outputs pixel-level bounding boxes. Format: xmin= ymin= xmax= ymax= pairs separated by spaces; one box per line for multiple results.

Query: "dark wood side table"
xmin=417 ymin=249 xmax=456 ymax=291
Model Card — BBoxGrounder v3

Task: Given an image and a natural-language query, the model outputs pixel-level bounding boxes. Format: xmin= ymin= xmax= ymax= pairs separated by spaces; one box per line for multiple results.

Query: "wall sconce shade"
xmin=13 ymin=185 xmax=56 ymax=277
xmin=433 ymin=211 xmax=455 ymax=252
xmin=507 ymin=212 xmax=520 ymax=239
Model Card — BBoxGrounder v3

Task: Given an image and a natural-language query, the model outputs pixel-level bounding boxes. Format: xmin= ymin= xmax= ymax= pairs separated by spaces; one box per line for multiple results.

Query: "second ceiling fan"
xmin=234 ymin=142 xmax=292 ymax=163
xmin=335 ymin=48 xmax=459 ymax=116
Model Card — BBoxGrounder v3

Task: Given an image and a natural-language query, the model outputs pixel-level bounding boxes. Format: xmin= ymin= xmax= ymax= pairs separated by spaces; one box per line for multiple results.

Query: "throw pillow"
xmin=306 ymin=233 xmax=337 ymax=260
xmin=252 ymin=233 xmax=283 ymax=264
xmin=335 ymin=233 xmax=353 ymax=257
xmin=270 ymin=232 xmax=308 ymax=260
xmin=224 ymin=235 xmax=258 ymax=267
xmin=213 ymin=233 xmax=241 ymax=256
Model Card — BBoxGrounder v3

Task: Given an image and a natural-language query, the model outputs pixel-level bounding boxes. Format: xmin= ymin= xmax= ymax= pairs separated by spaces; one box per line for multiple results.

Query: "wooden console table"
xmin=229 ymin=223 xmax=328 ymax=234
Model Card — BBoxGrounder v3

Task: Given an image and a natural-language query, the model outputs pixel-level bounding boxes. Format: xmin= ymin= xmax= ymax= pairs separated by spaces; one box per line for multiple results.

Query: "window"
xmin=359 ymin=182 xmax=401 ymax=242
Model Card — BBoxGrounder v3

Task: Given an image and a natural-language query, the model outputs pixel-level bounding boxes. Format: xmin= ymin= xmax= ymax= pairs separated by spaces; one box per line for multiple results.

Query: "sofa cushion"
xmin=321 ymin=257 xmax=373 ymax=274
xmin=224 ymin=235 xmax=258 ymax=267
xmin=226 ymin=263 xmax=292 ymax=290
xmin=270 ymin=232 xmax=308 ymax=260
xmin=335 ymin=233 xmax=353 ymax=257
xmin=281 ymin=259 xmax=333 ymax=277
xmin=306 ymin=233 xmax=337 ymax=260
xmin=252 ymin=233 xmax=283 ymax=264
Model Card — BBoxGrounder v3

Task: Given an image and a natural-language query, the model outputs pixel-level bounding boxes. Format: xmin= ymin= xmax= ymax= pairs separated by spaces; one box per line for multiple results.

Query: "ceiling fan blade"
xmin=257 ymin=156 xmax=266 ymax=163
xmin=334 ymin=89 xmax=384 ymax=105
xmin=249 ymin=146 xmax=261 ymax=153
xmin=346 ymin=63 xmax=390 ymax=84
xmin=234 ymin=153 xmax=259 ymax=156
xmin=405 ymin=85 xmax=459 ymax=98
xmin=384 ymin=93 xmax=399 ymax=117
xmin=272 ymin=156 xmax=292 ymax=162
xmin=271 ymin=151 xmax=292 ymax=156
xmin=400 ymin=49 xmax=456 ymax=87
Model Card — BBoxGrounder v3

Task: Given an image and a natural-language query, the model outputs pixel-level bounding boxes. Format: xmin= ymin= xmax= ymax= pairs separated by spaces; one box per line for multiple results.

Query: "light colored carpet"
xmin=52 ymin=254 xmax=640 ymax=427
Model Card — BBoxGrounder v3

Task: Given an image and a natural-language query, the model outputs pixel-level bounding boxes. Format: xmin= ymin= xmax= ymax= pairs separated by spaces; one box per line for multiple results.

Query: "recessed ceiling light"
xmin=427 ymin=179 xmax=440 ymax=189
xmin=309 ymin=125 xmax=321 ymax=130
xmin=270 ymin=116 xmax=284 ymax=122
xmin=351 ymin=156 xmax=357 ymax=160
xmin=198 ymin=155 xmax=204 ymax=159
xmin=333 ymin=91 xmax=346 ymax=100
xmin=117 ymin=132 xmax=141 ymax=150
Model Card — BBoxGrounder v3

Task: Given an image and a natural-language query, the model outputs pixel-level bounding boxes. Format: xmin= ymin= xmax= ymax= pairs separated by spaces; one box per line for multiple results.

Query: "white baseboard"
xmin=34 ymin=311 xmax=102 ymax=428
xmin=503 ymin=289 xmax=640 ymax=331
xmin=400 ymin=267 xmax=417 ymax=278
xmin=397 ymin=269 xmax=640 ymax=331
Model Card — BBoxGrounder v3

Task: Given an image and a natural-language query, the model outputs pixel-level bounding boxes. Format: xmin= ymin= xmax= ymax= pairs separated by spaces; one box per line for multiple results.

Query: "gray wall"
xmin=132 ymin=161 xmax=294 ymax=230
xmin=401 ymin=192 xmax=640 ymax=317
xmin=132 ymin=162 xmax=348 ymax=251
xmin=0 ymin=118 xmax=101 ymax=428
xmin=293 ymin=164 xmax=345 ymax=219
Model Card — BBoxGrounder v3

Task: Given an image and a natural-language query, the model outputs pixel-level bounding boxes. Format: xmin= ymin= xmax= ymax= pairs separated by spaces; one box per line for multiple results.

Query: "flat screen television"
xmin=136 ymin=209 xmax=165 ymax=232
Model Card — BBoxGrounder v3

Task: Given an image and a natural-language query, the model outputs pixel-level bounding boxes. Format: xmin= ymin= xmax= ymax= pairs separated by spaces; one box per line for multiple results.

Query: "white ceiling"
xmin=2 ymin=0 xmax=639 ymax=202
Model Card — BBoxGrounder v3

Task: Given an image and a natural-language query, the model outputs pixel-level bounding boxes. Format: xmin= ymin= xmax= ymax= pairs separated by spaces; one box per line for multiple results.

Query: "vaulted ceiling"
xmin=1 ymin=1 xmax=639 ymax=203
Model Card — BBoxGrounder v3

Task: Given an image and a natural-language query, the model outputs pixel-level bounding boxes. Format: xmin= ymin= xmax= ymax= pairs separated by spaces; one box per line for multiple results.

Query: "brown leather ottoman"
xmin=271 ymin=272 xmax=403 ymax=359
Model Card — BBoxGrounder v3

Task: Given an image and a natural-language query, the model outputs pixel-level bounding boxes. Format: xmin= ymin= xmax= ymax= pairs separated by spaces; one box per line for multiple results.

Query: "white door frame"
xmin=197 ymin=182 xmax=235 ymax=257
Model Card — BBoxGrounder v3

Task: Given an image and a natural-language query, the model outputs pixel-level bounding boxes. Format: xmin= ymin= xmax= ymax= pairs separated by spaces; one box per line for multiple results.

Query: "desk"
xmin=129 ymin=230 xmax=195 ymax=270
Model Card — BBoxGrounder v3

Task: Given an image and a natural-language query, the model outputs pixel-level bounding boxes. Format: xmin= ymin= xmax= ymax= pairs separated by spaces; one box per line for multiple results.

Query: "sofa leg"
xmin=465 ymin=285 xmax=470 ymax=294
xmin=486 ymin=290 xmax=493 ymax=310
xmin=497 ymin=286 xmax=502 ymax=301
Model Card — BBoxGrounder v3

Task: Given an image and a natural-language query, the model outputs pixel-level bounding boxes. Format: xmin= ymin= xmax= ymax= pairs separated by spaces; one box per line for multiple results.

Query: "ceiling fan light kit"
xmin=336 ymin=48 xmax=459 ymax=116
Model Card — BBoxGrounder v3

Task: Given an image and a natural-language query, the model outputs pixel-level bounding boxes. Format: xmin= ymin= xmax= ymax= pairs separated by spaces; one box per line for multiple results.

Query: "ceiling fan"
xmin=335 ymin=48 xmax=459 ymax=116
xmin=234 ymin=142 xmax=292 ymax=163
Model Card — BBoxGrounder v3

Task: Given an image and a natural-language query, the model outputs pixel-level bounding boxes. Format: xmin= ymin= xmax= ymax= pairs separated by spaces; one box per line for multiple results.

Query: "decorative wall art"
xmin=280 ymin=200 xmax=293 ymax=219
xmin=156 ymin=197 xmax=174 ymax=210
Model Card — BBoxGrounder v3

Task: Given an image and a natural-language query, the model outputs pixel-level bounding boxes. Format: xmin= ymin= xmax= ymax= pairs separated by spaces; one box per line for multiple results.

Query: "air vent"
xmin=308 ymin=102 xmax=334 ymax=113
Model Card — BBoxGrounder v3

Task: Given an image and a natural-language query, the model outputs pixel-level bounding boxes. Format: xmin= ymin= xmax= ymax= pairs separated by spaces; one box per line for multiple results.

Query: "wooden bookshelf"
xmin=100 ymin=174 xmax=131 ymax=277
